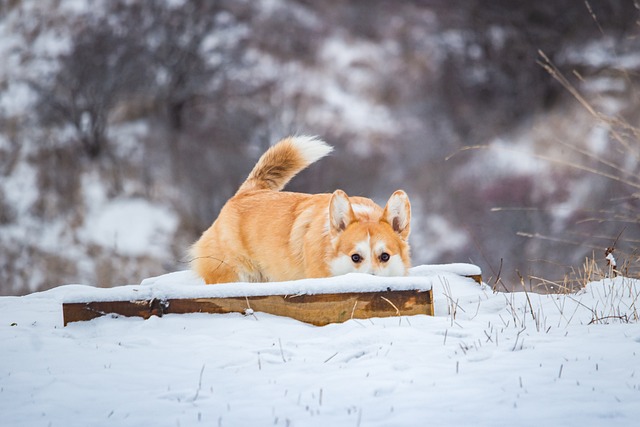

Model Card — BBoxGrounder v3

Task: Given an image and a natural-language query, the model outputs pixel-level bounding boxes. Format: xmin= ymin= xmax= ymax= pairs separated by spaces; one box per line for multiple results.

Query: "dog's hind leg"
xmin=191 ymin=254 xmax=241 ymax=284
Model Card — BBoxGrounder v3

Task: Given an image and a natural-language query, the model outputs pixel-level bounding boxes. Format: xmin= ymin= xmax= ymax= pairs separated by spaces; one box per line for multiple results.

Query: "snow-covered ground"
xmin=2 ymin=268 xmax=639 ymax=426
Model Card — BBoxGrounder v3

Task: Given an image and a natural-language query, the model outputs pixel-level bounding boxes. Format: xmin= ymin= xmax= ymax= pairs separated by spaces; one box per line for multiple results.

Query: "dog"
xmin=190 ymin=135 xmax=411 ymax=284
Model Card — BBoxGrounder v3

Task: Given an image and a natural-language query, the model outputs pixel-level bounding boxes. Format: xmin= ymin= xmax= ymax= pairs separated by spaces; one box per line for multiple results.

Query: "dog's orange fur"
xmin=190 ymin=136 xmax=411 ymax=284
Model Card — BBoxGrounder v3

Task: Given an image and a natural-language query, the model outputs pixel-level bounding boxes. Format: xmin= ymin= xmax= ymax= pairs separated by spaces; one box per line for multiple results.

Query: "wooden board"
xmin=63 ymin=288 xmax=433 ymax=326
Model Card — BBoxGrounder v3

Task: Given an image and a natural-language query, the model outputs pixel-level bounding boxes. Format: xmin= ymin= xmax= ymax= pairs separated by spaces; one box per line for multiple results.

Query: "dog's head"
xmin=328 ymin=189 xmax=411 ymax=277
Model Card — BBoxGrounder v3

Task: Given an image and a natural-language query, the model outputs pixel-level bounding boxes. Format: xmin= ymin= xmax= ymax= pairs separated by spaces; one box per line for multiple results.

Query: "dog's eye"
xmin=379 ymin=252 xmax=390 ymax=262
xmin=351 ymin=253 xmax=362 ymax=263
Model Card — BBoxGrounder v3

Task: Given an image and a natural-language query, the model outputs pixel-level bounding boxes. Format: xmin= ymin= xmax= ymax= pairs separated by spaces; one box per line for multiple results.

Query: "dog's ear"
xmin=382 ymin=190 xmax=411 ymax=240
xmin=330 ymin=190 xmax=355 ymax=235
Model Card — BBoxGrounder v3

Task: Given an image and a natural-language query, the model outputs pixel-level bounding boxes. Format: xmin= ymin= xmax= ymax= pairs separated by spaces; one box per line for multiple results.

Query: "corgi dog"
xmin=190 ymin=136 xmax=411 ymax=284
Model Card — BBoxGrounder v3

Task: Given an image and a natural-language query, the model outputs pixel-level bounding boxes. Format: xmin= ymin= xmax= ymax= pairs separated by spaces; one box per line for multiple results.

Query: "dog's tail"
xmin=236 ymin=135 xmax=333 ymax=195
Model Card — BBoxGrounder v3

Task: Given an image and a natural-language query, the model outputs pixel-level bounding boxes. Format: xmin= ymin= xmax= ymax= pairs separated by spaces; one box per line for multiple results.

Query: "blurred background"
xmin=1 ymin=0 xmax=639 ymax=295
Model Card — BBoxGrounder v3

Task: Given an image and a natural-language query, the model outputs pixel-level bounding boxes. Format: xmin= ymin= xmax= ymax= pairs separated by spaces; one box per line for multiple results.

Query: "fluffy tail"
xmin=236 ymin=135 xmax=333 ymax=195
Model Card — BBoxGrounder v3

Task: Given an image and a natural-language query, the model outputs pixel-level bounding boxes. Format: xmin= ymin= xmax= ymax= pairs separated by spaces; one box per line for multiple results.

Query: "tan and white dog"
xmin=190 ymin=136 xmax=411 ymax=284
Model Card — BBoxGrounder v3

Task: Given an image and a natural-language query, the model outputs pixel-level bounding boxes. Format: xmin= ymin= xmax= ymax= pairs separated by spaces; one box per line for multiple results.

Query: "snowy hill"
xmin=2 ymin=269 xmax=639 ymax=426
xmin=1 ymin=0 xmax=639 ymax=295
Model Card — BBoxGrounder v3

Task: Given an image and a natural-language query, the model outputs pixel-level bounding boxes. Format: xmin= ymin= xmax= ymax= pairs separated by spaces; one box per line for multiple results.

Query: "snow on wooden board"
xmin=63 ymin=264 xmax=481 ymax=302
xmin=61 ymin=265 xmax=482 ymax=326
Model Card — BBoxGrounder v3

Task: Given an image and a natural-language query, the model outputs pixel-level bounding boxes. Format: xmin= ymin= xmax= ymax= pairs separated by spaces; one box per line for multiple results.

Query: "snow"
xmin=62 ymin=264 xmax=483 ymax=303
xmin=422 ymin=215 xmax=470 ymax=260
xmin=561 ymin=37 xmax=640 ymax=71
xmin=410 ymin=263 xmax=481 ymax=277
xmin=2 ymin=269 xmax=639 ymax=426
xmin=485 ymin=138 xmax=550 ymax=175
xmin=81 ymin=198 xmax=178 ymax=258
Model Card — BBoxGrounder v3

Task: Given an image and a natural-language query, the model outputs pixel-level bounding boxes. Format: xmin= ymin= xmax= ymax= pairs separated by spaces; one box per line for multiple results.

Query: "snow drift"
xmin=1 ymin=268 xmax=639 ymax=426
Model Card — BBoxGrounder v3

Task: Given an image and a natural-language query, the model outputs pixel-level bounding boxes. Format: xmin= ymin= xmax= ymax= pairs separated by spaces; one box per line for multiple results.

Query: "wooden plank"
xmin=62 ymin=299 xmax=168 ymax=325
xmin=63 ymin=289 xmax=433 ymax=326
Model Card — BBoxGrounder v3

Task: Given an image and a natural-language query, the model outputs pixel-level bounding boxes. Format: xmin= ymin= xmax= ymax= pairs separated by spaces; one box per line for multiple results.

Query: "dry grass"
xmin=450 ymin=45 xmax=640 ymax=292
xmin=584 ymin=276 xmax=640 ymax=324
xmin=534 ymin=50 xmax=639 ymax=287
xmin=528 ymin=254 xmax=606 ymax=294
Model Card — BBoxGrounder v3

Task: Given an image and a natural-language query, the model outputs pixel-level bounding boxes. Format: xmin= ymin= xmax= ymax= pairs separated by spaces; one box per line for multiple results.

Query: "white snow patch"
xmin=411 ymin=263 xmax=481 ymax=277
xmin=561 ymin=37 xmax=640 ymax=70
xmin=82 ymin=198 xmax=178 ymax=257
xmin=0 ymin=82 xmax=38 ymax=116
xmin=486 ymin=138 xmax=549 ymax=175
xmin=585 ymin=124 xmax=610 ymax=155
xmin=1 ymin=160 xmax=39 ymax=216
xmin=2 ymin=272 xmax=639 ymax=426
xmin=64 ymin=267 xmax=455 ymax=303
xmin=420 ymin=214 xmax=469 ymax=260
